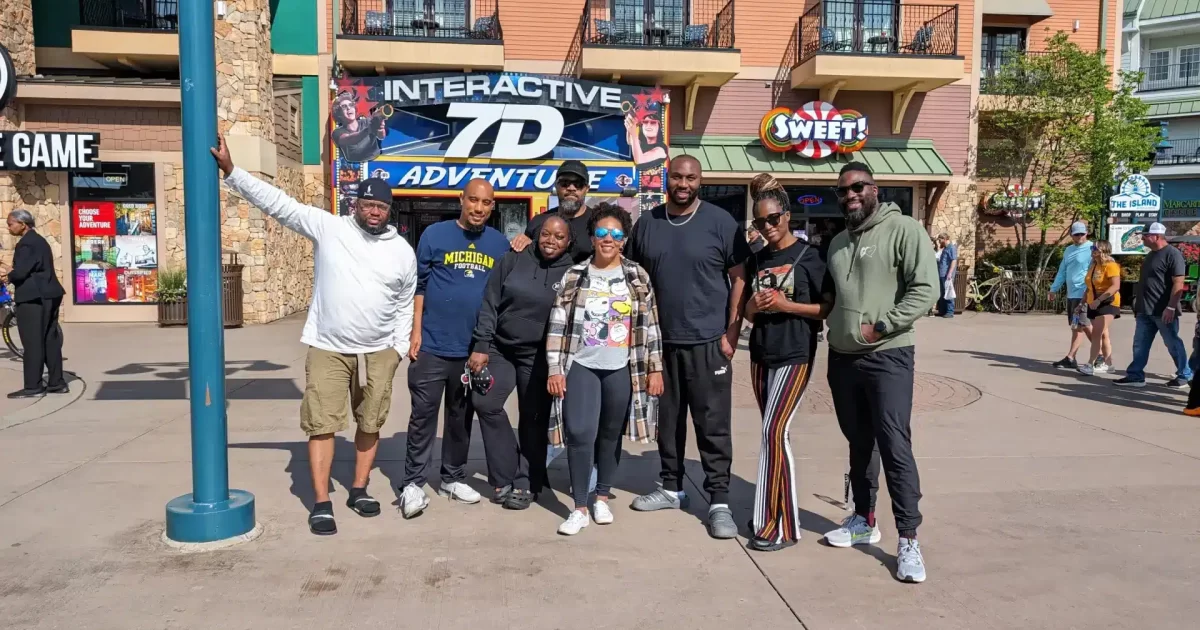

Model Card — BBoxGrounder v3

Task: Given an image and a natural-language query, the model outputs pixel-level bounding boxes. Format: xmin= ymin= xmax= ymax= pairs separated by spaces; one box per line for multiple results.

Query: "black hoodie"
xmin=471 ymin=245 xmax=574 ymax=357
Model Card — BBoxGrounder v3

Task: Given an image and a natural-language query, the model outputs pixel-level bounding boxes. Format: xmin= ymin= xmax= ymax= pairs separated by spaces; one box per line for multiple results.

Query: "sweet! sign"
xmin=760 ymin=101 xmax=868 ymax=158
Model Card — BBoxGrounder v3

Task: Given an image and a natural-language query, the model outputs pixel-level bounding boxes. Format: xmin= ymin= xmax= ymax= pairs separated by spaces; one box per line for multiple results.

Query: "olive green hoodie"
xmin=824 ymin=202 xmax=938 ymax=354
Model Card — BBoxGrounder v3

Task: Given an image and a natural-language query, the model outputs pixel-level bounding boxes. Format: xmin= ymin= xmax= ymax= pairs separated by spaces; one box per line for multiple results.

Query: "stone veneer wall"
xmin=0 ymin=2 xmax=35 ymax=78
xmin=930 ymin=181 xmax=979 ymax=269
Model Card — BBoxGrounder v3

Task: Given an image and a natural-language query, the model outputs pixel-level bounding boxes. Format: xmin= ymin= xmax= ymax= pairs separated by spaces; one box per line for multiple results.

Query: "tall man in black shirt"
xmin=510 ymin=160 xmax=594 ymax=263
xmin=626 ymin=155 xmax=750 ymax=539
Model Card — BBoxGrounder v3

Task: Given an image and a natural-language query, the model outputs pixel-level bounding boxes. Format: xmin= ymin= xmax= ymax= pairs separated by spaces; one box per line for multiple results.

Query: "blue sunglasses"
xmin=594 ymin=227 xmax=625 ymax=241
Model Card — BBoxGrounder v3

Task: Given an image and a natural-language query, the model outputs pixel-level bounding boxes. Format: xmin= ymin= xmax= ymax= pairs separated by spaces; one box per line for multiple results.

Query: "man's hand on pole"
xmin=210 ymin=134 xmax=234 ymax=178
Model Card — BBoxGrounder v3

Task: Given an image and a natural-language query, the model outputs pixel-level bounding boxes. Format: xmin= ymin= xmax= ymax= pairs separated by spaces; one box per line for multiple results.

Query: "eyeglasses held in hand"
xmin=594 ymin=227 xmax=625 ymax=241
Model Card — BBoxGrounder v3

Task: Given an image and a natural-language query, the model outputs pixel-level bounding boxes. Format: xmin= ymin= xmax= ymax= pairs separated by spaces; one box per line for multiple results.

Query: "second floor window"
xmin=1180 ymin=47 xmax=1200 ymax=79
xmin=1147 ymin=50 xmax=1172 ymax=82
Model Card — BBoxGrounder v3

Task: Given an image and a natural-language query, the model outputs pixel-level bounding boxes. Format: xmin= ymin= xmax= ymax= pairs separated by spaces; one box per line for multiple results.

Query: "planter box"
xmin=158 ymin=299 xmax=188 ymax=326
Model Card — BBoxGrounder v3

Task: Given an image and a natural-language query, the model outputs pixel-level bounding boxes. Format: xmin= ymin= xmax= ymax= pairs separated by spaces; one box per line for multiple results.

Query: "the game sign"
xmin=0 ymin=132 xmax=101 ymax=171
xmin=760 ymin=101 xmax=868 ymax=158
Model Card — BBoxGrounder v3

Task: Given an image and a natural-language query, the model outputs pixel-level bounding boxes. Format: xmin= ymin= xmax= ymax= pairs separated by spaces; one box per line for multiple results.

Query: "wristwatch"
xmin=874 ymin=321 xmax=889 ymax=335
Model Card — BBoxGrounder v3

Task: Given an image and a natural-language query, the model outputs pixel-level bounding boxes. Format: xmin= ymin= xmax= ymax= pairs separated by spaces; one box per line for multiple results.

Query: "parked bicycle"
xmin=965 ymin=260 xmax=1037 ymax=314
xmin=0 ymin=283 xmax=22 ymax=358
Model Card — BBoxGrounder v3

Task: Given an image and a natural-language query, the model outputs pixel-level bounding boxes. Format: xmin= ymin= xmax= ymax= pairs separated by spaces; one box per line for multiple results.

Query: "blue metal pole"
xmin=165 ymin=0 xmax=255 ymax=543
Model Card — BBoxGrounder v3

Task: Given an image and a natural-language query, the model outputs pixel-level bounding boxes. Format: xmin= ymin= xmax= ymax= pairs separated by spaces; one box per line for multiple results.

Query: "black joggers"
xmin=403 ymin=351 xmax=474 ymax=488
xmin=658 ymin=339 xmax=734 ymax=505
xmin=827 ymin=346 xmax=923 ymax=534
xmin=16 ymin=297 xmax=65 ymax=391
xmin=472 ymin=346 xmax=552 ymax=492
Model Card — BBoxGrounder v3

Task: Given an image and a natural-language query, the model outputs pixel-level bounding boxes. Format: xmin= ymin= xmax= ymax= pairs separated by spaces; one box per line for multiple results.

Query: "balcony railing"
xmin=979 ymin=49 xmax=1050 ymax=94
xmin=1155 ymin=138 xmax=1200 ymax=166
xmin=1139 ymin=63 xmax=1200 ymax=93
xmin=340 ymin=0 xmax=502 ymax=41
xmin=797 ymin=1 xmax=957 ymax=64
xmin=583 ymin=0 xmax=735 ymax=49
xmin=79 ymin=0 xmax=178 ymax=31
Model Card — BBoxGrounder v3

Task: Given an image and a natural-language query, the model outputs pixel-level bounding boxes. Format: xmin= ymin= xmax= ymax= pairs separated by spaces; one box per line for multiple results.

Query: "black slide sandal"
xmin=502 ymin=488 xmax=534 ymax=510
xmin=347 ymin=492 xmax=381 ymax=517
xmin=309 ymin=504 xmax=337 ymax=535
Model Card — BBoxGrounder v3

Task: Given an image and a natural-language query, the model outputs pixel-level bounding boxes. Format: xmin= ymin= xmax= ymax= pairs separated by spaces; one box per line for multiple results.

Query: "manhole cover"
xmin=733 ymin=370 xmax=981 ymax=415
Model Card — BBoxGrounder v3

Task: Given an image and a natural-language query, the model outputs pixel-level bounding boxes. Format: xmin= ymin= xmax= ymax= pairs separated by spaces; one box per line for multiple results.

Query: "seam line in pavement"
xmin=682 ymin=468 xmax=810 ymax=629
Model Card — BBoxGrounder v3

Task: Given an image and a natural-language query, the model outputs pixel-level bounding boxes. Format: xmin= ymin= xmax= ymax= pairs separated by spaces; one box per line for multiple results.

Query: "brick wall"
xmin=22 ymin=105 xmax=183 ymax=152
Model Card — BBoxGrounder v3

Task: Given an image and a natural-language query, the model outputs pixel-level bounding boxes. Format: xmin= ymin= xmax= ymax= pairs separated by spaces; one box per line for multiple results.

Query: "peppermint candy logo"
xmin=759 ymin=101 xmax=869 ymax=159
xmin=0 ymin=44 xmax=15 ymax=113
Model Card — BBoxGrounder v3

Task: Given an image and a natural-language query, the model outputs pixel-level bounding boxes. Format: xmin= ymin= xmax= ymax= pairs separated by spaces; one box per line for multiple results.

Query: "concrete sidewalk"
xmin=0 ymin=312 xmax=1197 ymax=629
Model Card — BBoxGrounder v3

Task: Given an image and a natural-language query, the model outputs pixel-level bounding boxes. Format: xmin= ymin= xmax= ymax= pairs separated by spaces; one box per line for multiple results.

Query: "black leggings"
xmin=472 ymin=347 xmax=550 ymax=491
xmin=563 ymin=364 xmax=631 ymax=508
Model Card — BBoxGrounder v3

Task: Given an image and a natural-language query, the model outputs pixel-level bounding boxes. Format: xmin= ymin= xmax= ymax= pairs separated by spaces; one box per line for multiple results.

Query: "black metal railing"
xmin=1155 ymin=138 xmax=1200 ymax=166
xmin=341 ymin=0 xmax=502 ymax=40
xmin=797 ymin=1 xmax=957 ymax=64
xmin=583 ymin=0 xmax=735 ymax=49
xmin=1138 ymin=62 xmax=1200 ymax=92
xmin=79 ymin=0 xmax=179 ymax=31
xmin=980 ymin=48 xmax=1050 ymax=94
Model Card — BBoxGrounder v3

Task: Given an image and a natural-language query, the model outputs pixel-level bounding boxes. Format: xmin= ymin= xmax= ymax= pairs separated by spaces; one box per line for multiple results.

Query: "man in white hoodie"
xmin=212 ymin=135 xmax=416 ymax=536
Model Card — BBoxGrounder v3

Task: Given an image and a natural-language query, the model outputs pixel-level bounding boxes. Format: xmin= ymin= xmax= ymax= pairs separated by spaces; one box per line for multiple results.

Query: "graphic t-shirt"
xmin=416 ymin=220 xmax=510 ymax=357
xmin=747 ymin=241 xmax=825 ymax=368
xmin=571 ymin=265 xmax=632 ymax=371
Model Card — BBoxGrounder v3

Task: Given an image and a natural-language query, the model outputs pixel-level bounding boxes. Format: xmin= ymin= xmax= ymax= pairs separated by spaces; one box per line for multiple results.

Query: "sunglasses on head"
xmin=835 ymin=181 xmax=872 ymax=198
xmin=557 ymin=177 xmax=586 ymax=190
xmin=594 ymin=227 xmax=625 ymax=241
xmin=751 ymin=212 xmax=786 ymax=229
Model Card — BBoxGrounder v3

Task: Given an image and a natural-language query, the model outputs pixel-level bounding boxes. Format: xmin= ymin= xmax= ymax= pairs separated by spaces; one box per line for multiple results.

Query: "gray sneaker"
xmin=630 ymin=488 xmax=689 ymax=511
xmin=707 ymin=506 xmax=737 ymax=539
xmin=896 ymin=537 xmax=927 ymax=583
xmin=823 ymin=513 xmax=882 ymax=548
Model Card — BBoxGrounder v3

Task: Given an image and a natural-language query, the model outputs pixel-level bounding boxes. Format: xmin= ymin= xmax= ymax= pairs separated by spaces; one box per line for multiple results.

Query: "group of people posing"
xmin=211 ymin=134 xmax=938 ymax=584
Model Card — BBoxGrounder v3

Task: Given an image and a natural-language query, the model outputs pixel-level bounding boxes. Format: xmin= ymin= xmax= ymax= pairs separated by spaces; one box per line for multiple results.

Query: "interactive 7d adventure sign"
xmin=0 ymin=44 xmax=101 ymax=172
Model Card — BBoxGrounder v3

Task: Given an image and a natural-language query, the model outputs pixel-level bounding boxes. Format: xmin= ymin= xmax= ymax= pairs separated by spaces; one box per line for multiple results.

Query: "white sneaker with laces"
xmin=896 ymin=537 xmax=927 ymax=583
xmin=824 ymin=513 xmax=882 ymax=548
xmin=558 ymin=510 xmax=590 ymax=535
xmin=438 ymin=481 xmax=482 ymax=504
xmin=592 ymin=500 xmax=614 ymax=524
xmin=1094 ymin=362 xmax=1111 ymax=374
xmin=400 ymin=483 xmax=429 ymax=519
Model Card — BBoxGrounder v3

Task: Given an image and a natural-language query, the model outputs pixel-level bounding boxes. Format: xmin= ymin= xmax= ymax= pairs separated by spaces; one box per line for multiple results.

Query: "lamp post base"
xmin=164 ymin=489 xmax=256 ymax=544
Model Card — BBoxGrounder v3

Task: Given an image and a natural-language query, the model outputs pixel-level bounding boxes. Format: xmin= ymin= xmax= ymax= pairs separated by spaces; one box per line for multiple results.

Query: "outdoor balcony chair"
xmin=683 ymin=24 xmax=709 ymax=47
xmin=365 ymin=11 xmax=389 ymax=36
xmin=819 ymin=27 xmax=850 ymax=52
xmin=593 ymin=19 xmax=626 ymax=45
xmin=467 ymin=15 xmax=498 ymax=39
xmin=902 ymin=24 xmax=934 ymax=54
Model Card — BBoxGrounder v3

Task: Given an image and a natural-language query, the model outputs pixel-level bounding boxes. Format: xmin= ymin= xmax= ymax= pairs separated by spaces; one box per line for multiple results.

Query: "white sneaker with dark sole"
xmin=896 ymin=538 xmax=927 ymax=583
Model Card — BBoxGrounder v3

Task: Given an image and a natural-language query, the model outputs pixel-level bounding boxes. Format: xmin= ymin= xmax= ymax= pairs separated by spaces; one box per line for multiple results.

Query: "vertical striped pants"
xmin=750 ymin=360 xmax=813 ymax=544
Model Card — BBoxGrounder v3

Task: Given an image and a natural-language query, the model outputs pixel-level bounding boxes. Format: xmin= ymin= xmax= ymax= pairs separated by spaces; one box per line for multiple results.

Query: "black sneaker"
xmin=1114 ymin=377 xmax=1146 ymax=388
xmin=1052 ymin=357 xmax=1078 ymax=370
xmin=1166 ymin=377 xmax=1189 ymax=389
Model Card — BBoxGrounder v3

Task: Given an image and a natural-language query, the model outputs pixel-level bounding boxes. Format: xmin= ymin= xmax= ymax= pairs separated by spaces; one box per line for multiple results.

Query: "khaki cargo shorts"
xmin=300 ymin=347 xmax=401 ymax=437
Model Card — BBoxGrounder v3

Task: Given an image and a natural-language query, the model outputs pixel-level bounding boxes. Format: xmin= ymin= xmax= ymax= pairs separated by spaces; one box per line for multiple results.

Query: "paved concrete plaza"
xmin=0 ymin=312 xmax=1197 ymax=629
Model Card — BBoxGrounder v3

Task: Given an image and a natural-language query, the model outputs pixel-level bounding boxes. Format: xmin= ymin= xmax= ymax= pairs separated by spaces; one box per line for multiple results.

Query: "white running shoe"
xmin=824 ymin=513 xmax=882 ymax=548
xmin=438 ymin=481 xmax=482 ymax=504
xmin=592 ymin=500 xmax=614 ymax=524
xmin=558 ymin=510 xmax=590 ymax=535
xmin=1094 ymin=362 xmax=1111 ymax=374
xmin=400 ymin=483 xmax=429 ymax=519
xmin=896 ymin=538 xmax=927 ymax=583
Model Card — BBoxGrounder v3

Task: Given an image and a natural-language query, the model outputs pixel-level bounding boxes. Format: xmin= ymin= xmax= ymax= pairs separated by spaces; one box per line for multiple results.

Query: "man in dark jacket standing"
xmin=2 ymin=210 xmax=67 ymax=398
xmin=821 ymin=163 xmax=937 ymax=584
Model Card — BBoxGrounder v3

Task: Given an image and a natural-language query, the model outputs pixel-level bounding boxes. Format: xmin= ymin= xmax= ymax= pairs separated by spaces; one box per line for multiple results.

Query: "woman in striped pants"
xmin=741 ymin=174 xmax=829 ymax=552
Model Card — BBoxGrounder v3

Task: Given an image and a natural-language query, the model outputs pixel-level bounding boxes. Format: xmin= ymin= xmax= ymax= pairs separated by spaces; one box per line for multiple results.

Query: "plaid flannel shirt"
xmin=546 ymin=258 xmax=663 ymax=447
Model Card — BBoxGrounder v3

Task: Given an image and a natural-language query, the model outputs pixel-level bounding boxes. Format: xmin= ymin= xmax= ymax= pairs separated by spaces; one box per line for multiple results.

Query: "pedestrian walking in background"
xmin=741 ymin=174 xmax=828 ymax=552
xmin=2 ymin=209 xmax=67 ymax=399
xmin=820 ymin=162 xmax=938 ymax=583
xmin=935 ymin=232 xmax=958 ymax=318
xmin=1116 ymin=223 xmax=1192 ymax=388
xmin=545 ymin=204 xmax=664 ymax=536
xmin=1077 ymin=241 xmax=1120 ymax=376
xmin=214 ymin=135 xmax=415 ymax=536
xmin=1050 ymin=222 xmax=1094 ymax=370
xmin=468 ymin=215 xmax=574 ymax=510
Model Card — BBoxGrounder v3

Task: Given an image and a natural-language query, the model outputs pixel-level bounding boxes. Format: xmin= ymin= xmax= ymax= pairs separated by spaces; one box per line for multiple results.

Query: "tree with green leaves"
xmin=978 ymin=31 xmax=1158 ymax=282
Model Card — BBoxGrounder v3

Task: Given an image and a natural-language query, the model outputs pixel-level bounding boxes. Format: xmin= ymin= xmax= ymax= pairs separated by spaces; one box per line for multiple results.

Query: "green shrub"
xmin=157 ymin=268 xmax=187 ymax=303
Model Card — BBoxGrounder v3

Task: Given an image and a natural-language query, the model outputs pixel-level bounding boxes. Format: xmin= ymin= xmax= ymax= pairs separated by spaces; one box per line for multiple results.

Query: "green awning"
xmin=1141 ymin=0 xmax=1200 ymax=20
xmin=983 ymin=0 xmax=1053 ymax=18
xmin=669 ymin=137 xmax=952 ymax=179
xmin=1147 ymin=98 xmax=1200 ymax=118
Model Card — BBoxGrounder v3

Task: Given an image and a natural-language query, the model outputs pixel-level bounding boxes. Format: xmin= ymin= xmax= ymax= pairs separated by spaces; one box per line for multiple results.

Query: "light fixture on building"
xmin=216 ymin=1 xmax=227 ymax=18
xmin=1073 ymin=20 xmax=1080 ymax=32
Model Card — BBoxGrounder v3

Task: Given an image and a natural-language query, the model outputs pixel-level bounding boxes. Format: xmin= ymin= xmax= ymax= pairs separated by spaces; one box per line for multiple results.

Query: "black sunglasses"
xmin=835 ymin=181 xmax=873 ymax=198
xmin=556 ymin=177 xmax=587 ymax=190
xmin=751 ymin=212 xmax=787 ymax=229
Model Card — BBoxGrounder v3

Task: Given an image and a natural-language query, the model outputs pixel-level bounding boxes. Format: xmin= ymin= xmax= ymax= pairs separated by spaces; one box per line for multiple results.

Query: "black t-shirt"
xmin=1137 ymin=245 xmax=1187 ymax=316
xmin=525 ymin=206 xmax=594 ymax=263
xmin=626 ymin=201 xmax=751 ymax=344
xmin=747 ymin=241 xmax=825 ymax=368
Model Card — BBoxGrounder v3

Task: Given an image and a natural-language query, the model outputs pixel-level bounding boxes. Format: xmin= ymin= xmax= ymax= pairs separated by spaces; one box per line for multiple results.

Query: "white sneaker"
xmin=824 ymin=513 xmax=882 ymax=548
xmin=896 ymin=537 xmax=927 ymax=583
xmin=400 ymin=483 xmax=429 ymax=519
xmin=438 ymin=481 xmax=482 ymax=504
xmin=558 ymin=510 xmax=590 ymax=535
xmin=1094 ymin=362 xmax=1111 ymax=374
xmin=592 ymin=500 xmax=614 ymax=525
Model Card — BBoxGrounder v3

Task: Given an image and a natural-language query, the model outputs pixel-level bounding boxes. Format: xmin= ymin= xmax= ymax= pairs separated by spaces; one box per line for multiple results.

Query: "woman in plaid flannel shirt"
xmin=545 ymin=203 xmax=664 ymax=536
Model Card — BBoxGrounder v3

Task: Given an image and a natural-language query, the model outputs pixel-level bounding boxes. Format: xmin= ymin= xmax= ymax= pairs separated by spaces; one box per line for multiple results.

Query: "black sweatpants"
xmin=563 ymin=364 xmax=631 ymax=508
xmin=658 ymin=339 xmax=734 ymax=505
xmin=403 ymin=351 xmax=474 ymax=488
xmin=16 ymin=297 xmax=64 ymax=390
xmin=827 ymin=346 xmax=923 ymax=534
xmin=472 ymin=346 xmax=551 ymax=492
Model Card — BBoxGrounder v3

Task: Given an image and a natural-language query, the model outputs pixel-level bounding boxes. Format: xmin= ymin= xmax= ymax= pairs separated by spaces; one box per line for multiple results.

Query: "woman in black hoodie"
xmin=469 ymin=215 xmax=575 ymax=510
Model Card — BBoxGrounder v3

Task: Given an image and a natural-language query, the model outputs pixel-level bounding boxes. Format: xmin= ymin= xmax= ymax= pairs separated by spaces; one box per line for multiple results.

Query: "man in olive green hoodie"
xmin=820 ymin=163 xmax=937 ymax=584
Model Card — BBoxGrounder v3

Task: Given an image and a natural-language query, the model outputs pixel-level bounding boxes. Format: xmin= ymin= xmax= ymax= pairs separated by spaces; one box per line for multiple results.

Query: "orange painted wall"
xmin=734 ymin=0 xmax=809 ymax=68
xmin=1024 ymin=0 xmax=1121 ymax=70
xmin=502 ymin=0 xmax=586 ymax=60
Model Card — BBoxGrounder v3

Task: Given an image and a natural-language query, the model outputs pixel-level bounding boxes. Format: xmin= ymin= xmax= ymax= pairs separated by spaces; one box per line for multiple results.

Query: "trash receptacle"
xmin=954 ymin=266 xmax=970 ymax=314
xmin=222 ymin=252 xmax=244 ymax=328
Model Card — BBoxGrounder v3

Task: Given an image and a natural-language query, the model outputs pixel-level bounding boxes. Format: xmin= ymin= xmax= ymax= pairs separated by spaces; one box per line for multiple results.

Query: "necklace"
xmin=666 ymin=202 xmax=700 ymax=227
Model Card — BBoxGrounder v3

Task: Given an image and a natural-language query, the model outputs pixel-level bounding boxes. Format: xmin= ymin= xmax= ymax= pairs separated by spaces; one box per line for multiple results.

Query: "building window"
xmin=68 ymin=163 xmax=160 ymax=305
xmin=1180 ymin=47 xmax=1200 ymax=79
xmin=1147 ymin=50 xmax=1172 ymax=82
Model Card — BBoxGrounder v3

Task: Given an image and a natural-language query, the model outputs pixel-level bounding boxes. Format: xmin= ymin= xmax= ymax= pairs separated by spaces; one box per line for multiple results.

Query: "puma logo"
xmin=714 ymin=366 xmax=728 ymax=376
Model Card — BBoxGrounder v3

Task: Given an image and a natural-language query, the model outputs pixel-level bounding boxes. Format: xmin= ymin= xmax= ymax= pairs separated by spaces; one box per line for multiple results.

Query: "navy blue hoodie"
xmin=471 ymin=245 xmax=574 ymax=357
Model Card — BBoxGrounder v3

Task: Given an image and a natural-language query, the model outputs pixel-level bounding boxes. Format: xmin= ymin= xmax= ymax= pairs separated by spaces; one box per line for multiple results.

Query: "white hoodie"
xmin=223 ymin=167 xmax=416 ymax=356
